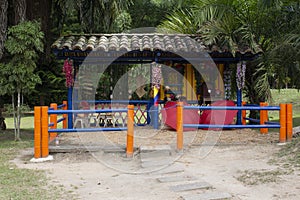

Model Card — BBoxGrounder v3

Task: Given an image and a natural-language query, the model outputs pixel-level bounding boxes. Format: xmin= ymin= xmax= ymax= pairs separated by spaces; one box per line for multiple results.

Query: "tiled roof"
xmin=51 ymin=34 xmax=260 ymax=63
xmin=51 ymin=34 xmax=207 ymax=53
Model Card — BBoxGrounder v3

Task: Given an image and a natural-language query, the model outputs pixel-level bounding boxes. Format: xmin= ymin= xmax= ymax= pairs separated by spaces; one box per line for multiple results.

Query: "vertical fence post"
xmin=41 ymin=106 xmax=49 ymax=158
xmin=236 ymin=89 xmax=242 ymax=125
xmin=260 ymin=102 xmax=268 ymax=134
xmin=242 ymin=101 xmax=246 ymax=125
xmin=279 ymin=103 xmax=287 ymax=143
xmin=67 ymin=87 xmax=73 ymax=129
xmin=177 ymin=102 xmax=183 ymax=151
xmin=126 ymin=105 xmax=134 ymax=157
xmin=49 ymin=103 xmax=57 ymax=141
xmin=34 ymin=107 xmax=42 ymax=159
xmin=63 ymin=100 xmax=68 ymax=129
xmin=286 ymin=103 xmax=293 ymax=142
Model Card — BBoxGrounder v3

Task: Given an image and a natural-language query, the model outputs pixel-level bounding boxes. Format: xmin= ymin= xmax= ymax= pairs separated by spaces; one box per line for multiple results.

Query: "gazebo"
xmin=51 ymin=33 xmax=259 ymax=128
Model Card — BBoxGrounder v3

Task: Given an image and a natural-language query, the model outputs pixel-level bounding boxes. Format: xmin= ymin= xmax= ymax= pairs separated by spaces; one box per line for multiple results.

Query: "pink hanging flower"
xmin=63 ymin=59 xmax=74 ymax=88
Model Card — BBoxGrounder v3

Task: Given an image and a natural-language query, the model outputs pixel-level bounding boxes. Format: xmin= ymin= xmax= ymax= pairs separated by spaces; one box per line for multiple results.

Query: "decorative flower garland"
xmin=236 ymin=61 xmax=246 ymax=90
xmin=63 ymin=59 xmax=74 ymax=88
xmin=152 ymin=63 xmax=162 ymax=89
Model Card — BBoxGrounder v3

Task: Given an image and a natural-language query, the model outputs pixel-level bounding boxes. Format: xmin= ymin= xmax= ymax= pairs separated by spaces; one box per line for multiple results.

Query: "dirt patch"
xmin=57 ymin=126 xmax=279 ymax=148
xmin=13 ymin=128 xmax=300 ymax=200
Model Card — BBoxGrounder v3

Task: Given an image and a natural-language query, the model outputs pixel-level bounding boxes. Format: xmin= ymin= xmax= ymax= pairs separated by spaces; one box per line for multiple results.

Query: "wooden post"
xmin=41 ymin=106 xmax=49 ymax=158
xmin=279 ymin=104 xmax=287 ymax=143
xmin=126 ymin=105 xmax=134 ymax=157
xmin=34 ymin=107 xmax=42 ymax=159
xmin=260 ymin=102 xmax=268 ymax=134
xmin=177 ymin=102 xmax=183 ymax=151
xmin=63 ymin=100 xmax=68 ymax=129
xmin=49 ymin=103 xmax=57 ymax=141
xmin=242 ymin=101 xmax=246 ymax=125
xmin=286 ymin=103 xmax=293 ymax=142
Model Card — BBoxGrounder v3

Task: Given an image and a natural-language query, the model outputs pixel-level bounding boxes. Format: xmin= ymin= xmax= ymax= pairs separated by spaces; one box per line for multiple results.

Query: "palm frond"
xmin=158 ymin=9 xmax=198 ymax=34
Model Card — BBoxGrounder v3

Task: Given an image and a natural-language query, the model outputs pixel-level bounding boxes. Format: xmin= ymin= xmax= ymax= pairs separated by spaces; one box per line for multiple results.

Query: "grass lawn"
xmin=269 ymin=89 xmax=300 ymax=127
xmin=0 ymin=130 xmax=72 ymax=200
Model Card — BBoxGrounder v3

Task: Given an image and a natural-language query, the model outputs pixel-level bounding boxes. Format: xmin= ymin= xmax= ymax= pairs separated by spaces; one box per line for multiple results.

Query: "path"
xmin=13 ymin=141 xmax=300 ymax=200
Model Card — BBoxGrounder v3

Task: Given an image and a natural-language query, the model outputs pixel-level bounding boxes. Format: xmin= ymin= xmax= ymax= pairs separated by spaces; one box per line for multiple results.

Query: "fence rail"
xmin=176 ymin=102 xmax=293 ymax=151
xmin=34 ymin=103 xmax=135 ymax=160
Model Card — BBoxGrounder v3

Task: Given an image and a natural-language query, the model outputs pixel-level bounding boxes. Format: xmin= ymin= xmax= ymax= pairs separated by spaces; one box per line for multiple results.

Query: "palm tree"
xmin=79 ymin=0 xmax=132 ymax=33
xmin=160 ymin=0 xmax=300 ymax=105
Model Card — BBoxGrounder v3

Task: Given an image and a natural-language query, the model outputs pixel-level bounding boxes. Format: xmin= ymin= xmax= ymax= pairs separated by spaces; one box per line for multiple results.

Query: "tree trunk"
xmin=16 ymin=88 xmax=21 ymax=140
xmin=0 ymin=0 xmax=8 ymax=60
xmin=12 ymin=94 xmax=18 ymax=140
xmin=14 ymin=0 xmax=26 ymax=24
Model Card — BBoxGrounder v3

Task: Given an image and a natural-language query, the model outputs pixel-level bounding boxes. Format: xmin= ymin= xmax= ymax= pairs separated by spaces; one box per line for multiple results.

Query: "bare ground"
xmin=12 ymin=127 xmax=300 ymax=200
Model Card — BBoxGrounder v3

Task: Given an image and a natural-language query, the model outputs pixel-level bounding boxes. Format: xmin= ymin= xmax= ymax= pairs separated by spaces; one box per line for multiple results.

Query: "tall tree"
xmin=0 ymin=21 xmax=43 ymax=140
xmin=0 ymin=0 xmax=8 ymax=60
xmin=14 ymin=0 xmax=26 ymax=24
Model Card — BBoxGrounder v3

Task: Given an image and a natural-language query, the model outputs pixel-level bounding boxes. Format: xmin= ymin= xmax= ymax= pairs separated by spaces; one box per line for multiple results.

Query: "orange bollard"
xmin=279 ymin=104 xmax=287 ymax=143
xmin=286 ymin=103 xmax=293 ymax=142
xmin=177 ymin=102 xmax=183 ymax=151
xmin=260 ymin=102 xmax=268 ymax=134
xmin=34 ymin=107 xmax=42 ymax=159
xmin=49 ymin=103 xmax=57 ymax=141
xmin=41 ymin=106 xmax=49 ymax=158
xmin=126 ymin=105 xmax=134 ymax=157
xmin=63 ymin=100 xmax=68 ymax=129
xmin=242 ymin=101 xmax=246 ymax=125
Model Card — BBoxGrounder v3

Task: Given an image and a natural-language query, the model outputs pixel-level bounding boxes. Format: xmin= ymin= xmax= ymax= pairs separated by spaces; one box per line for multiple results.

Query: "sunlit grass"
xmin=269 ymin=89 xmax=300 ymax=127
xmin=5 ymin=115 xmax=64 ymax=130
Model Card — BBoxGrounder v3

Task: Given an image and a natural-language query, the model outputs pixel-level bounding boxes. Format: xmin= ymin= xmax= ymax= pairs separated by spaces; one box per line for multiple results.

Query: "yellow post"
xmin=279 ymin=104 xmax=287 ymax=143
xmin=63 ymin=100 xmax=68 ymax=129
xmin=41 ymin=106 xmax=49 ymax=158
xmin=34 ymin=107 xmax=42 ymax=159
xmin=286 ymin=103 xmax=293 ymax=142
xmin=126 ymin=105 xmax=134 ymax=157
xmin=177 ymin=102 xmax=183 ymax=151
xmin=49 ymin=103 xmax=57 ymax=141
xmin=216 ymin=64 xmax=224 ymax=95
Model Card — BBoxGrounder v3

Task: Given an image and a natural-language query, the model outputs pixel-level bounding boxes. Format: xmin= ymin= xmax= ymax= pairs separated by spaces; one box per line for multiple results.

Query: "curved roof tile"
xmin=51 ymin=33 xmax=260 ymax=60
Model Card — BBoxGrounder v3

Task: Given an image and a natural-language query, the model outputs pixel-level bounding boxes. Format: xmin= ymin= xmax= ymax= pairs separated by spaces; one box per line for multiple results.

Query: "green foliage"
xmin=130 ymin=0 xmax=186 ymax=28
xmin=0 ymin=21 xmax=44 ymax=96
xmin=160 ymin=0 xmax=300 ymax=106
xmin=113 ymin=11 xmax=132 ymax=33
xmin=159 ymin=9 xmax=198 ymax=34
xmin=3 ymin=104 xmax=30 ymax=116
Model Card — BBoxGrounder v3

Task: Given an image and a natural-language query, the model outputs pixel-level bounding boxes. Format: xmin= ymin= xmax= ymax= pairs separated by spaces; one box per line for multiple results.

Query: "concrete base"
xmin=170 ymin=181 xmax=212 ymax=192
xmin=30 ymin=155 xmax=54 ymax=163
xmin=277 ymin=142 xmax=287 ymax=146
xmin=157 ymin=175 xmax=197 ymax=183
xmin=181 ymin=191 xmax=232 ymax=200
